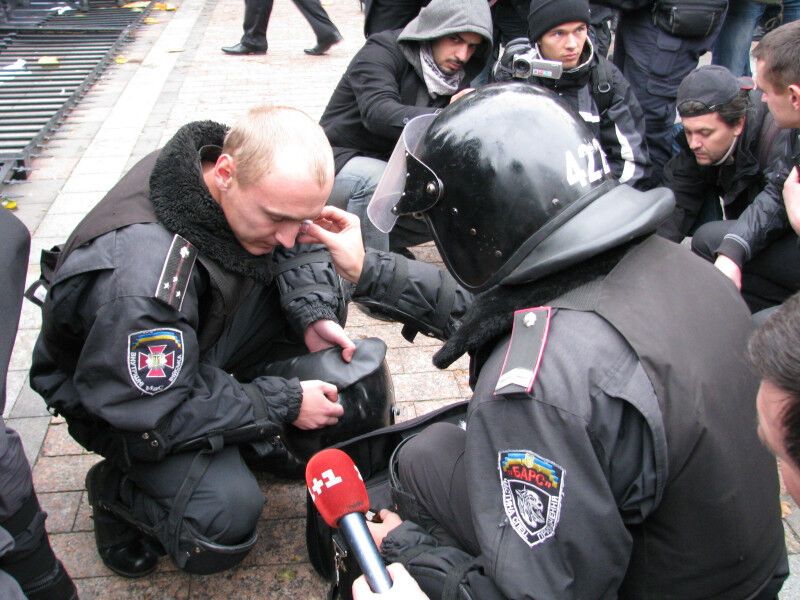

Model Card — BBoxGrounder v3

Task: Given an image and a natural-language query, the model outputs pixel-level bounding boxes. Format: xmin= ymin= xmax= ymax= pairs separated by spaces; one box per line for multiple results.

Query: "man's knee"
xmin=194 ymin=470 xmax=263 ymax=544
xmin=691 ymin=220 xmax=731 ymax=261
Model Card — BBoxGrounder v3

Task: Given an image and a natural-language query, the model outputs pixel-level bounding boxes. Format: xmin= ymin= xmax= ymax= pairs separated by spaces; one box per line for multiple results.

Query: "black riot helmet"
xmin=368 ymin=83 xmax=674 ymax=291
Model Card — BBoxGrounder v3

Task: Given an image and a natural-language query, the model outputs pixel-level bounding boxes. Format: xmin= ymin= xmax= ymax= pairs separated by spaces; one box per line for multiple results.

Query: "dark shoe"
xmin=222 ymin=42 xmax=267 ymax=55
xmin=86 ymin=462 xmax=161 ymax=578
xmin=304 ymin=32 xmax=342 ymax=55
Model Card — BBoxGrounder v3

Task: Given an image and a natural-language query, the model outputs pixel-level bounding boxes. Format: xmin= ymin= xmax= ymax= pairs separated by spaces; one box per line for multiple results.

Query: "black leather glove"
xmin=492 ymin=37 xmax=533 ymax=82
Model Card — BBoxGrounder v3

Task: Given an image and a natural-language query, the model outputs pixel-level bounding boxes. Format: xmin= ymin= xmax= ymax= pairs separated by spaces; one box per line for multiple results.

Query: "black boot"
xmin=85 ymin=461 xmax=161 ymax=578
xmin=0 ymin=493 xmax=78 ymax=600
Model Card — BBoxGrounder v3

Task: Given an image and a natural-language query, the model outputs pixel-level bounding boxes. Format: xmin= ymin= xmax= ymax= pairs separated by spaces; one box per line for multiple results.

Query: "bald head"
xmin=222 ymin=105 xmax=334 ymax=190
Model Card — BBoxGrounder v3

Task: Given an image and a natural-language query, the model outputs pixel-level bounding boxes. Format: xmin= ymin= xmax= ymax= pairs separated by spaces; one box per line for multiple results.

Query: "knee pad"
xmin=176 ymin=524 xmax=258 ymax=575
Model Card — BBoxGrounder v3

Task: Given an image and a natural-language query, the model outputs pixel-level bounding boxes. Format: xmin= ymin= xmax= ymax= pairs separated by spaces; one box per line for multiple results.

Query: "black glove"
xmin=492 ymin=37 xmax=533 ymax=82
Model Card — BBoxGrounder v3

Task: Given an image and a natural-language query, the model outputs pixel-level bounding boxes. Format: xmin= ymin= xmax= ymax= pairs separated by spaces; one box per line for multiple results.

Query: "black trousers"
xmin=691 ymin=220 xmax=800 ymax=312
xmin=241 ymin=0 xmax=340 ymax=49
xmin=396 ymin=422 xmax=479 ymax=555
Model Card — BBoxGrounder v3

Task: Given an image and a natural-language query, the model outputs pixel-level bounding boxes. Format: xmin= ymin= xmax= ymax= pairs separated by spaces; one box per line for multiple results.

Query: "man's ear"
xmin=215 ymin=153 xmax=236 ymax=191
xmin=789 ymin=84 xmax=800 ymax=112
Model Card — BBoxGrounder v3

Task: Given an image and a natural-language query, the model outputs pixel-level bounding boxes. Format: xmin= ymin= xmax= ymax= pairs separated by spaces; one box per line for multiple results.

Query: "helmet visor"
xmin=367 ymin=113 xmax=440 ymax=233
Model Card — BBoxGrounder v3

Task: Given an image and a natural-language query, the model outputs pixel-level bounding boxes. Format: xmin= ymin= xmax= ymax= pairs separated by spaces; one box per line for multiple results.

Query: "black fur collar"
xmin=432 ymin=242 xmax=633 ymax=368
xmin=149 ymin=120 xmax=273 ymax=284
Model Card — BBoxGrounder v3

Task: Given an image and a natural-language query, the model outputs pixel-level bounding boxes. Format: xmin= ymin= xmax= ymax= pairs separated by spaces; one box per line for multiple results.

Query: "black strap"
xmin=168 ymin=435 xmax=223 ymax=564
xmin=591 ymin=57 xmax=613 ymax=117
xmin=272 ymin=250 xmax=331 ymax=275
xmin=443 ymin=555 xmax=476 ymax=600
xmin=384 ymin=253 xmax=409 ymax=307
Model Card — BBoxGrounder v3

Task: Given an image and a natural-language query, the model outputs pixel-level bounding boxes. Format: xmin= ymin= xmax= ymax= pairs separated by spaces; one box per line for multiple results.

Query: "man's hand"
xmin=450 ymin=88 xmax=474 ymax=103
xmin=784 ymin=166 xmax=800 ymax=235
xmin=298 ymin=206 xmax=366 ymax=283
xmin=352 ymin=563 xmax=430 ymax=600
xmin=304 ymin=319 xmax=356 ymax=362
xmin=714 ymin=254 xmax=743 ymax=290
xmin=365 ymin=508 xmax=403 ymax=548
xmin=294 ymin=380 xmax=344 ymax=429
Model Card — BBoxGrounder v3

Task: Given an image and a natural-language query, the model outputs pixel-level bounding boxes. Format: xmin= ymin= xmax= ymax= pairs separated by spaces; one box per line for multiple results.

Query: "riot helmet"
xmin=368 ymin=83 xmax=674 ymax=291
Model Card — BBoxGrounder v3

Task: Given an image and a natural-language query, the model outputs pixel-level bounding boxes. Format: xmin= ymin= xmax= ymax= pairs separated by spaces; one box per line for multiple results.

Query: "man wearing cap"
xmin=592 ymin=0 xmax=728 ymax=187
xmin=320 ymin=0 xmax=492 ymax=252
xmin=493 ymin=0 xmax=651 ymax=189
xmin=691 ymin=21 xmax=800 ymax=313
xmin=658 ymin=65 xmax=785 ymax=242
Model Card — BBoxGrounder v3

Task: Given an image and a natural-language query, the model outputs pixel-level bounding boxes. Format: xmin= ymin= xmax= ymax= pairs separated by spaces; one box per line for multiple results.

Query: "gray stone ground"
xmin=2 ymin=0 xmax=799 ymax=596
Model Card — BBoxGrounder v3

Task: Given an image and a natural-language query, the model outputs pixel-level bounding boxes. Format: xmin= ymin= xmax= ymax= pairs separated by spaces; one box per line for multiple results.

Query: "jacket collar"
xmin=149 ymin=120 xmax=273 ymax=284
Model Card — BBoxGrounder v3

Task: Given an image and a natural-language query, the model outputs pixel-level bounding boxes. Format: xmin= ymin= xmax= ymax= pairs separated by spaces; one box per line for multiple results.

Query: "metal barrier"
xmin=0 ymin=0 xmax=154 ymax=182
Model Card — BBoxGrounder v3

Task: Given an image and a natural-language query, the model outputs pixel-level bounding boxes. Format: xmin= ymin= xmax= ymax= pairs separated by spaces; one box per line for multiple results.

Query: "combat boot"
xmin=85 ymin=461 xmax=161 ymax=578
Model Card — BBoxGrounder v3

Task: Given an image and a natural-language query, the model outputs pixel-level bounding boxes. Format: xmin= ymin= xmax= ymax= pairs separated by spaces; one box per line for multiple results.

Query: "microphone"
xmin=306 ymin=448 xmax=393 ymax=594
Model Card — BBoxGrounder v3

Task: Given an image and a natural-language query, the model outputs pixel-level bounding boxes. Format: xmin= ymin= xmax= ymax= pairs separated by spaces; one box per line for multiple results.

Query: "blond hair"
xmin=222 ymin=105 xmax=333 ymax=188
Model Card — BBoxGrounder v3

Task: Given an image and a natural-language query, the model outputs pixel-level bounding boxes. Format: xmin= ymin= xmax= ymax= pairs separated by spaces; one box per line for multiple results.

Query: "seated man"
xmin=658 ymin=65 xmax=785 ymax=242
xmin=692 ymin=21 xmax=800 ymax=312
xmin=29 ymin=106 xmax=354 ymax=577
xmin=304 ymin=83 xmax=787 ymax=599
xmin=493 ymin=0 xmax=651 ymax=190
xmin=320 ymin=0 xmax=492 ymax=251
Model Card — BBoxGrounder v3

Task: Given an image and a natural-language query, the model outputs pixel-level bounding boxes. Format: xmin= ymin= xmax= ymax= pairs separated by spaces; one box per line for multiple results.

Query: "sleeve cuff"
xmin=715 ymin=237 xmax=747 ymax=267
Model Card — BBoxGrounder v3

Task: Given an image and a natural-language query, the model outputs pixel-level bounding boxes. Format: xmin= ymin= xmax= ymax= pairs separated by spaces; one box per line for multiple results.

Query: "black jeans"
xmin=241 ymin=0 xmax=340 ymax=49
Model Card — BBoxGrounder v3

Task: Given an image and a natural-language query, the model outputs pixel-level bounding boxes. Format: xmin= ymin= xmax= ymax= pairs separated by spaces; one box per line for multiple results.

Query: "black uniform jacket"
xmin=352 ymin=238 xmax=786 ymax=599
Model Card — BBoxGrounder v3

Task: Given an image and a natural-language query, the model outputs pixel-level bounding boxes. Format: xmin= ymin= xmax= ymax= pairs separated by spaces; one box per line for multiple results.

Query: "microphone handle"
xmin=339 ymin=512 xmax=393 ymax=593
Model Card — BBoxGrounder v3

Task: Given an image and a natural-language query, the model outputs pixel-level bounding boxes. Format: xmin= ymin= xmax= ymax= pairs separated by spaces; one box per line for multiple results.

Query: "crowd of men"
xmin=3 ymin=1 xmax=800 ymax=599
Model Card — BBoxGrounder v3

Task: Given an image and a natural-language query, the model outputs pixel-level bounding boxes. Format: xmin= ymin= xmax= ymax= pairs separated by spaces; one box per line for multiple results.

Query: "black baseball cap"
xmin=677 ymin=65 xmax=752 ymax=116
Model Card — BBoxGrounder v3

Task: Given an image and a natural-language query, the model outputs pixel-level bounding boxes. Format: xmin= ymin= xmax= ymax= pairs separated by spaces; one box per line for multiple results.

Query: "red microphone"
xmin=306 ymin=448 xmax=393 ymax=593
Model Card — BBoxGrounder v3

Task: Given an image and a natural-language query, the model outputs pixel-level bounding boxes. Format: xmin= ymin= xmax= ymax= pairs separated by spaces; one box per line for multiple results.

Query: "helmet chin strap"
xmin=712 ymin=135 xmax=739 ymax=166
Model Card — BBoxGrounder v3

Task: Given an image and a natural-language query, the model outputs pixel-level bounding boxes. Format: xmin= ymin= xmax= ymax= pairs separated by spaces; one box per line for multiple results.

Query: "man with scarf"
xmin=493 ymin=0 xmax=651 ymax=190
xmin=658 ymin=65 xmax=785 ymax=243
xmin=302 ymin=84 xmax=788 ymax=598
xmin=29 ymin=106 xmax=355 ymax=577
xmin=319 ymin=0 xmax=492 ymax=252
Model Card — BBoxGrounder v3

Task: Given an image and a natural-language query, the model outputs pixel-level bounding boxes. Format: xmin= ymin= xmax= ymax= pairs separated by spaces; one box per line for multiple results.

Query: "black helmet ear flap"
xmin=393 ymin=153 xmax=443 ymax=216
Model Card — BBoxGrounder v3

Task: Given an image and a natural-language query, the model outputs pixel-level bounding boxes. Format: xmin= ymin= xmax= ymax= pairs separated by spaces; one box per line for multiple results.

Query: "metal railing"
xmin=0 ymin=0 xmax=154 ymax=182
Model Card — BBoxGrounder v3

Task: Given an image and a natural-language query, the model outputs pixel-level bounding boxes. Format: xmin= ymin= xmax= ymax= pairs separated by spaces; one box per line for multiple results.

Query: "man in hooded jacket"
xmin=493 ymin=0 xmax=651 ymax=190
xmin=320 ymin=0 xmax=492 ymax=252
xmin=303 ymin=84 xmax=788 ymax=599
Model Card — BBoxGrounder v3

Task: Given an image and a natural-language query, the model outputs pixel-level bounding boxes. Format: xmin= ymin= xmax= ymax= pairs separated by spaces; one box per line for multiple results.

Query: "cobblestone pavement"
xmin=3 ymin=0 xmax=800 ymax=596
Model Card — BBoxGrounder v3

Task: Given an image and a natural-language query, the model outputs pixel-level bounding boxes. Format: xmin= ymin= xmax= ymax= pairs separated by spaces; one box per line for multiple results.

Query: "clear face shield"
xmin=367 ymin=113 xmax=444 ymax=233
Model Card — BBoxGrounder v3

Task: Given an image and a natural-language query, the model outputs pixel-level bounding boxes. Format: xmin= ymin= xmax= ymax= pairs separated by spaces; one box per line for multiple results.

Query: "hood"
xmin=398 ymin=0 xmax=493 ymax=80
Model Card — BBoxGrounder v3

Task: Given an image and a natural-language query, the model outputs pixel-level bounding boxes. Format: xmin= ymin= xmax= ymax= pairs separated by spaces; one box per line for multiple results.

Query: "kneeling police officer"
xmin=304 ymin=83 xmax=788 ymax=599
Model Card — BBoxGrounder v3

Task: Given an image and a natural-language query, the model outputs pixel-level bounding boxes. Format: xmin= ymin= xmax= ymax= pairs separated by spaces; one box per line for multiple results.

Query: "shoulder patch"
xmin=128 ymin=328 xmax=184 ymax=395
xmin=154 ymin=234 xmax=197 ymax=311
xmin=499 ymin=450 xmax=565 ymax=547
xmin=494 ymin=307 xmax=551 ymax=398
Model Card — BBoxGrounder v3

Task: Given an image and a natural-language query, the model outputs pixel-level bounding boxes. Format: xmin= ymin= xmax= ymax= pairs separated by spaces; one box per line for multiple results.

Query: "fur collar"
xmin=432 ymin=242 xmax=633 ymax=368
xmin=149 ymin=120 xmax=273 ymax=284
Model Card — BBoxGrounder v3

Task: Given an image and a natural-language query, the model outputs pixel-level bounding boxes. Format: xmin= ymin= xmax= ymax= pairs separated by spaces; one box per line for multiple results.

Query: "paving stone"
xmin=9 ymin=328 xmax=38 ymax=371
xmin=51 ymin=531 xmax=110 ymax=578
xmin=186 ymin=563 xmax=326 ymax=599
xmin=258 ymin=476 xmax=307 ymax=520
xmin=42 ymin=422 xmax=88 ymax=456
xmin=392 ymin=371 xmax=463 ymax=403
xmin=242 ymin=517 xmax=307 ymax=567
xmin=33 ymin=454 xmax=101 ymax=493
xmin=7 ymin=416 xmax=50 ymax=466
xmin=3 ymin=369 xmax=26 ymax=418
xmin=40 ymin=491 xmax=82 ymax=534
xmin=76 ymin=572 xmax=192 ymax=600
xmin=73 ymin=491 xmax=94 ymax=532
xmin=47 ymin=190 xmax=106 ymax=215
xmin=9 ymin=380 xmax=50 ymax=418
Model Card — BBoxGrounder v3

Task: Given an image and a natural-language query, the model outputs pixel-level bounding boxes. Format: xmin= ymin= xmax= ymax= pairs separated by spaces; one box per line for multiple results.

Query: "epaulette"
xmin=494 ymin=306 xmax=551 ymax=399
xmin=154 ymin=234 xmax=197 ymax=311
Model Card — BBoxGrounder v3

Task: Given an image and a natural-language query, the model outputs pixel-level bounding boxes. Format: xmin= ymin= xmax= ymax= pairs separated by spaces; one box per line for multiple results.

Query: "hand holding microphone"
xmin=306 ymin=448 xmax=393 ymax=593
xmin=352 ymin=563 xmax=430 ymax=600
